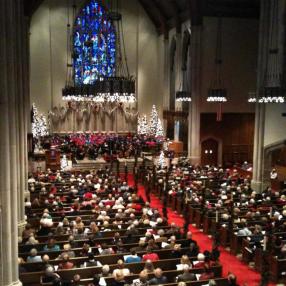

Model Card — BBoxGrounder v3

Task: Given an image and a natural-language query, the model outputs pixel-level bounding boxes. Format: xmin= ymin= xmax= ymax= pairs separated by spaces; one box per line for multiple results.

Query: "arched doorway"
xmin=201 ymin=138 xmax=219 ymax=166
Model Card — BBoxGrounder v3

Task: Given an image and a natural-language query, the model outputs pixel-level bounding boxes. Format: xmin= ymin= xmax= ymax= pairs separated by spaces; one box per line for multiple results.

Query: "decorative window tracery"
xmin=73 ymin=0 xmax=116 ymax=85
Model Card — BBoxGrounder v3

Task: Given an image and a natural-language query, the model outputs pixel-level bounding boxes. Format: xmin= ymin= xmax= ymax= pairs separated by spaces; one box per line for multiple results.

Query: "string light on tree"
xmin=137 ymin=114 xmax=149 ymax=135
xmin=156 ymin=118 xmax=164 ymax=137
xmin=149 ymin=105 xmax=159 ymax=136
xmin=31 ymin=103 xmax=48 ymax=139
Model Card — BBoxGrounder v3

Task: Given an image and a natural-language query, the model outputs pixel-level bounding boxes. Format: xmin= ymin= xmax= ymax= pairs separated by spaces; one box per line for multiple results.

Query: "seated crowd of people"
xmin=143 ymin=161 xmax=286 ymax=282
xmin=20 ymin=167 xmax=237 ymax=286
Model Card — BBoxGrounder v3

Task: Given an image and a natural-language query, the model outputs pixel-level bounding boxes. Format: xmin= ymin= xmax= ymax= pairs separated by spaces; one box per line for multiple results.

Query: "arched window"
xmin=73 ymin=0 xmax=116 ymax=85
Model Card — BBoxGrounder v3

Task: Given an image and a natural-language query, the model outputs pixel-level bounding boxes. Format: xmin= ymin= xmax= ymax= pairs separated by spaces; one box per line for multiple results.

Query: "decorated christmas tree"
xmin=158 ymin=150 xmax=166 ymax=168
xmin=137 ymin=114 xmax=149 ymax=135
xmin=149 ymin=105 xmax=159 ymax=136
xmin=31 ymin=103 xmax=48 ymax=139
xmin=155 ymin=118 xmax=164 ymax=137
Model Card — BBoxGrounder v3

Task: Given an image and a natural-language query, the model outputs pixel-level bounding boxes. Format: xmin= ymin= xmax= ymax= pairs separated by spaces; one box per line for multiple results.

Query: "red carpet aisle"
xmin=127 ymin=175 xmax=274 ymax=286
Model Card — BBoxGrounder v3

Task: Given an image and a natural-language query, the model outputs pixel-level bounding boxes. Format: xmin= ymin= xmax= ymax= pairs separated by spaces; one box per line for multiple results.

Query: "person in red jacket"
xmin=142 ymin=247 xmax=159 ymax=262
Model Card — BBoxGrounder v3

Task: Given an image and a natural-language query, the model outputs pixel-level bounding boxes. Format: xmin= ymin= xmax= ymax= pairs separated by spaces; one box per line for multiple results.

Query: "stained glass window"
xmin=73 ymin=0 xmax=116 ymax=85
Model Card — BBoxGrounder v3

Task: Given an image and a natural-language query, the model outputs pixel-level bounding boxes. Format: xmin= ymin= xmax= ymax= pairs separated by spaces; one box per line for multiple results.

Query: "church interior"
xmin=1 ymin=0 xmax=286 ymax=285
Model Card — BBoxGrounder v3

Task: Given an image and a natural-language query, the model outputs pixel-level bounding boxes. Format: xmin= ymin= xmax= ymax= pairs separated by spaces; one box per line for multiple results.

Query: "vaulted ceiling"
xmin=139 ymin=0 xmax=260 ymax=36
xmin=24 ymin=0 xmax=260 ymax=35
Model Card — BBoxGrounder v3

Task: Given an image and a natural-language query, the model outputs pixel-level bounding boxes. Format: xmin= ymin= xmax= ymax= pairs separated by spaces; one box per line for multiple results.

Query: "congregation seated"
xmin=20 ymin=167 xmax=229 ymax=286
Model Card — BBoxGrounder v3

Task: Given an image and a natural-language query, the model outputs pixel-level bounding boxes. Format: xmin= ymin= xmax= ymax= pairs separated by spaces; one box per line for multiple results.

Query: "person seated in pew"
xmin=74 ymin=227 xmax=86 ymax=240
xmin=131 ymin=270 xmax=149 ymax=286
xmin=227 ymin=273 xmax=238 ymax=286
xmin=22 ymin=223 xmax=35 ymax=243
xmin=142 ymin=247 xmax=159 ymax=262
xmin=146 ymin=238 xmax=160 ymax=251
xmin=143 ymin=260 xmax=154 ymax=273
xmin=18 ymin=257 xmax=27 ymax=274
xmin=171 ymin=243 xmax=182 ymax=259
xmin=82 ymin=252 xmax=102 ymax=267
xmin=176 ymin=264 xmax=197 ymax=282
xmin=193 ymin=252 xmax=206 ymax=269
xmin=72 ymin=274 xmax=84 ymax=286
xmin=148 ymin=268 xmax=168 ymax=285
xmin=40 ymin=265 xmax=61 ymax=285
xmin=185 ymin=242 xmax=199 ymax=258
xmin=25 ymin=234 xmax=39 ymax=245
xmin=130 ymin=240 xmax=146 ymax=253
xmin=176 ymin=255 xmax=193 ymax=270
xmin=58 ymin=253 xmax=74 ymax=270
xmin=199 ymin=264 xmax=214 ymax=281
xmin=113 ymin=259 xmax=131 ymax=276
xmin=166 ymin=223 xmax=182 ymax=239
xmin=99 ymin=243 xmax=114 ymax=255
xmin=237 ymin=222 xmax=252 ymax=236
xmin=88 ymin=274 xmax=107 ymax=286
xmin=112 ymin=270 xmax=127 ymax=286
xmin=43 ymin=238 xmax=61 ymax=252
xmin=250 ymin=225 xmax=264 ymax=249
xmin=88 ymin=224 xmax=103 ymax=241
xmin=181 ymin=231 xmax=197 ymax=248
xmin=116 ymin=241 xmax=128 ymax=254
xmin=42 ymin=254 xmax=53 ymax=271
xmin=27 ymin=248 xmax=42 ymax=263
xmin=208 ymin=279 xmax=217 ymax=286
xmin=124 ymin=250 xmax=142 ymax=263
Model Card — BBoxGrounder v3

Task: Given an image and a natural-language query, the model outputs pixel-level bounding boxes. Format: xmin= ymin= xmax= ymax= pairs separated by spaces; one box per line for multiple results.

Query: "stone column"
xmin=0 ymin=0 xmax=27 ymax=285
xmin=163 ymin=36 xmax=169 ymax=134
xmin=251 ymin=0 xmax=270 ymax=192
xmin=174 ymin=31 xmax=182 ymax=141
xmin=188 ymin=25 xmax=202 ymax=165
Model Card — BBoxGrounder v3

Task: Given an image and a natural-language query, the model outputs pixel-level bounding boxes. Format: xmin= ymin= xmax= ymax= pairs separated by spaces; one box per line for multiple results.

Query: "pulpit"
xmin=168 ymin=141 xmax=183 ymax=155
xmin=45 ymin=149 xmax=61 ymax=171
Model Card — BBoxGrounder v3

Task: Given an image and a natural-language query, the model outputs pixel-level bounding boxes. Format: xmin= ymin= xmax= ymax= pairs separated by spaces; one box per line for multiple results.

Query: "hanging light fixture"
xmin=176 ymin=91 xmax=192 ymax=102
xmin=207 ymin=17 xmax=227 ymax=103
xmin=248 ymin=92 xmax=257 ymax=103
xmin=62 ymin=0 xmax=136 ymax=103
xmin=176 ymin=69 xmax=191 ymax=102
xmin=259 ymin=0 xmax=285 ymax=103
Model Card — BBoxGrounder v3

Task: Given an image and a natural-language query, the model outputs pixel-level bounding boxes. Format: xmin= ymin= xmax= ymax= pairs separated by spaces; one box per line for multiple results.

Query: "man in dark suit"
xmin=176 ymin=265 xmax=197 ymax=282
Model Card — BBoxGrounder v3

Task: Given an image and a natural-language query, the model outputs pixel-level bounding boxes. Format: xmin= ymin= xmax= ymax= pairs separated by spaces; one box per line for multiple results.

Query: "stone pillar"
xmin=188 ymin=26 xmax=202 ymax=164
xmin=163 ymin=36 xmax=169 ymax=134
xmin=174 ymin=31 xmax=182 ymax=141
xmin=0 ymin=0 xmax=27 ymax=285
xmin=251 ymin=0 xmax=272 ymax=192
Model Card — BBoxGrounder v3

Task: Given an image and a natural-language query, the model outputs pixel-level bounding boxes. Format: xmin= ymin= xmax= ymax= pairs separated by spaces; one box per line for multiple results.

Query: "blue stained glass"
xmin=73 ymin=0 xmax=116 ymax=85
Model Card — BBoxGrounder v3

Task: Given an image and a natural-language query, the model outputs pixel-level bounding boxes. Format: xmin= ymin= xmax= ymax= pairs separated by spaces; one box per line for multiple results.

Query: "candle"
xmin=269 ymin=207 xmax=273 ymax=217
xmin=216 ymin=210 xmax=219 ymax=223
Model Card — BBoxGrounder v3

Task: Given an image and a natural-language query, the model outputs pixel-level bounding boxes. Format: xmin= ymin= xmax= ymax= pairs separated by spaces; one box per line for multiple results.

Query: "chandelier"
xmin=62 ymin=76 xmax=136 ymax=102
xmin=62 ymin=0 xmax=136 ymax=103
xmin=207 ymin=18 xmax=227 ymax=103
xmin=258 ymin=0 xmax=285 ymax=104
xmin=247 ymin=92 xmax=257 ymax=103
xmin=176 ymin=91 xmax=192 ymax=102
